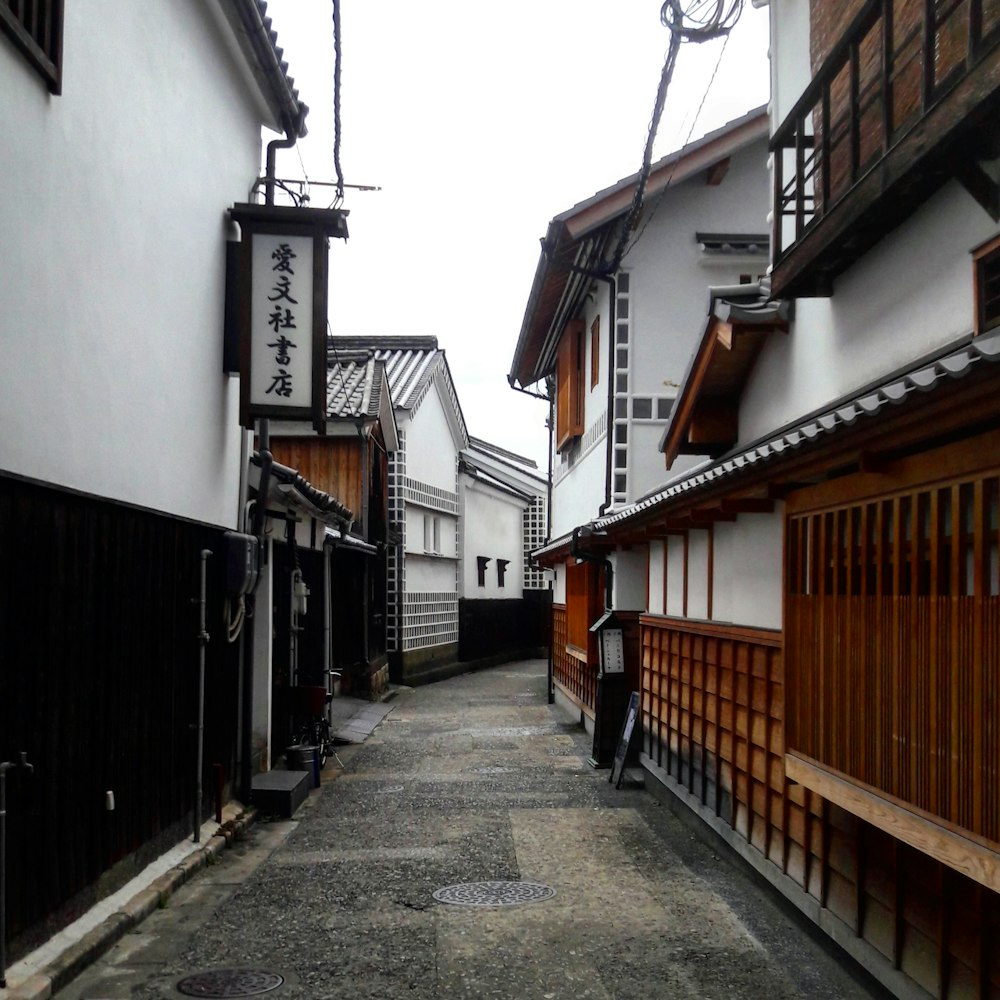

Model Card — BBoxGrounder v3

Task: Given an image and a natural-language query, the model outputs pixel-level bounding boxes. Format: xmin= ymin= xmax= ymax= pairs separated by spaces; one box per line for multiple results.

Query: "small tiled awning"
xmin=597 ymin=326 xmax=1000 ymax=533
xmin=661 ymin=284 xmax=790 ymax=468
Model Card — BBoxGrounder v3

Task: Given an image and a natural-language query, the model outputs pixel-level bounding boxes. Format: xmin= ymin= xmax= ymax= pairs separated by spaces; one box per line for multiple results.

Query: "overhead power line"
xmin=605 ymin=0 xmax=744 ymax=275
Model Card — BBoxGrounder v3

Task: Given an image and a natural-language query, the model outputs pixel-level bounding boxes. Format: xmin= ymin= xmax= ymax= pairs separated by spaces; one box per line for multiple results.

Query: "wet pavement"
xmin=56 ymin=659 xmax=887 ymax=999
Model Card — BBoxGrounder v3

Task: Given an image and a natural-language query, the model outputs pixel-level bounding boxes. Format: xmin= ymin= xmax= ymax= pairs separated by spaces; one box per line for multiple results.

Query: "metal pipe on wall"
xmin=0 ymin=753 xmax=32 ymax=988
xmin=194 ymin=549 xmax=211 ymax=843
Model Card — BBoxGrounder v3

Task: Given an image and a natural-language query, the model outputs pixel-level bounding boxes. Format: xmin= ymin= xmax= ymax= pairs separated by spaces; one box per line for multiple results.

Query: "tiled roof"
xmin=326 ymin=351 xmax=385 ymax=419
xmin=330 ymin=337 xmax=442 ymax=412
xmin=229 ymin=0 xmax=309 ymax=137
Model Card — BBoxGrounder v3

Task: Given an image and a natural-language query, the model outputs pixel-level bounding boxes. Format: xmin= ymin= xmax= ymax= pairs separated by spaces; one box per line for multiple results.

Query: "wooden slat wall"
xmin=786 ymin=474 xmax=1000 ymax=847
xmin=552 ymin=603 xmax=596 ymax=715
xmin=270 ymin=437 xmax=363 ymax=522
xmin=0 ymin=475 xmax=240 ymax=955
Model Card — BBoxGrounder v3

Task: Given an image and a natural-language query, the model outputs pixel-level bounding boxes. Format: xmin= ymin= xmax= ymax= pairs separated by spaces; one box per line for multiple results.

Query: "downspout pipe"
xmin=570 ymin=526 xmax=614 ymax=613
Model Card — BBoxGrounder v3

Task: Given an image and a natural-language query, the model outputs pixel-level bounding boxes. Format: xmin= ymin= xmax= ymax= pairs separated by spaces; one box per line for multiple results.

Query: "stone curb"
xmin=2 ymin=807 xmax=257 ymax=1000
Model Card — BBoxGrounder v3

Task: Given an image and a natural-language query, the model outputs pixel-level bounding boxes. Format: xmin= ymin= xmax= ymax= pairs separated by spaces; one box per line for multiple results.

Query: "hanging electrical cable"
xmin=331 ymin=0 xmax=345 ymax=204
xmin=604 ymin=0 xmax=744 ymax=275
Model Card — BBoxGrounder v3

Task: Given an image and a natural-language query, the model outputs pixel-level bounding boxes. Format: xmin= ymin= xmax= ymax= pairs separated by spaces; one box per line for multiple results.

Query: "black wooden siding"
xmin=458 ymin=593 xmax=551 ymax=663
xmin=0 ymin=474 xmax=240 ymax=956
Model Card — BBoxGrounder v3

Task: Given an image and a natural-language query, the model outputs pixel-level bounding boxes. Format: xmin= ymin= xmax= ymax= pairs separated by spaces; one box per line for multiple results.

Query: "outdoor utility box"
xmin=223 ymin=531 xmax=260 ymax=595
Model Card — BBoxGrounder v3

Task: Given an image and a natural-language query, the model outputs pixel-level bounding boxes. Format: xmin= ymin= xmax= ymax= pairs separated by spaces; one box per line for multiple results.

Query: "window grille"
xmin=1 ymin=0 xmax=63 ymax=92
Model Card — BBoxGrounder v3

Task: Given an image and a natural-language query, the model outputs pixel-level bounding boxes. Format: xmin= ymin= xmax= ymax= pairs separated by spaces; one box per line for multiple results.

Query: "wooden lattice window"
xmin=786 ymin=431 xmax=1000 ymax=852
xmin=974 ymin=234 xmax=1000 ymax=335
xmin=1 ymin=0 xmax=63 ymax=93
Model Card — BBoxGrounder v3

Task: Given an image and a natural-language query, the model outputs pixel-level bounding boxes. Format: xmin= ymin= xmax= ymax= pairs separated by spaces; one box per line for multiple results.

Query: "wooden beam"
xmin=687 ymin=404 xmax=738 ymax=447
xmin=785 ymin=752 xmax=1000 ymax=893
xmin=719 ymin=497 xmax=776 ymax=514
xmin=706 ymin=157 xmax=731 ymax=186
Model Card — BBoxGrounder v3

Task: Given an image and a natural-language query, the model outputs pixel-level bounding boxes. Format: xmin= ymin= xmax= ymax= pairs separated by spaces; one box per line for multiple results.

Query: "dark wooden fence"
xmin=0 ymin=474 xmax=241 ymax=956
xmin=458 ymin=592 xmax=550 ymax=664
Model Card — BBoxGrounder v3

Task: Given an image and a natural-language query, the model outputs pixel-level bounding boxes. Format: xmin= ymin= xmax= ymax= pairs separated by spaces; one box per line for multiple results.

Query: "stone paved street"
xmin=57 ymin=660 xmax=888 ymax=1000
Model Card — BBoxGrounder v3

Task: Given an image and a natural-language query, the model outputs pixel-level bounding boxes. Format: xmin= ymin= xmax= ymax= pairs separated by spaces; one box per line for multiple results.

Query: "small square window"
xmin=616 ymin=323 xmax=629 ymax=344
xmin=614 ymin=398 xmax=627 ymax=419
xmin=632 ymin=397 xmax=652 ymax=420
xmin=616 ymin=373 xmax=628 ymax=393
xmin=614 ymin=474 xmax=626 ymax=494
xmin=657 ymin=397 xmax=675 ymax=420
xmin=617 ymin=273 xmax=630 ymax=294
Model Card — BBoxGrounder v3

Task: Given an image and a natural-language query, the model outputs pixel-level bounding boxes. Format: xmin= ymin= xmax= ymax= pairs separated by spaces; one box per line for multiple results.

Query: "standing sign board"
xmin=609 ymin=690 xmax=640 ymax=789
xmin=228 ymin=204 xmax=349 ymax=429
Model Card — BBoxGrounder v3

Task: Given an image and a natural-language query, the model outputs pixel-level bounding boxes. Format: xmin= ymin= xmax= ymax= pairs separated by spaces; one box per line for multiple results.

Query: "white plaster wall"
xmin=647 ymin=541 xmax=665 ymax=615
xmin=551 ymin=439 xmax=607 ymax=537
xmin=687 ymin=530 xmax=711 ymax=620
xmin=461 ymin=479 xmax=526 ymax=597
xmin=611 ymin=547 xmax=647 ymax=611
xmin=629 ymin=142 xmax=770 ymax=397
xmin=626 ymin=140 xmax=770 ymax=502
xmin=742 ymin=183 xmax=999 ymax=444
xmin=769 ymin=0 xmax=813 ymax=126
xmin=711 ymin=511 xmax=783 ymax=630
xmin=665 ymin=537 xmax=685 ymax=617
xmin=0 ymin=0 xmax=265 ymax=528
xmin=403 ymin=384 xmax=460 ymax=491
xmin=405 ymin=553 xmax=457 ymax=593
xmin=553 ymin=563 xmax=566 ymax=605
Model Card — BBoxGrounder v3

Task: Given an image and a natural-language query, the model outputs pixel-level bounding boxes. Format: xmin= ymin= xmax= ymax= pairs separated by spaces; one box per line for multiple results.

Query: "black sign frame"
xmin=609 ymin=690 xmax=640 ymax=790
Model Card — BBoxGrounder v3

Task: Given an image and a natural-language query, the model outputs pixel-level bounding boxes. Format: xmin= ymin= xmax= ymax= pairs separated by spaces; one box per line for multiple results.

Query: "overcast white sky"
xmin=262 ymin=1 xmax=771 ymax=470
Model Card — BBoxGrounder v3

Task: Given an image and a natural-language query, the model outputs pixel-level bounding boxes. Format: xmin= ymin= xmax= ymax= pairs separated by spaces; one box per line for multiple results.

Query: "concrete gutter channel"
xmin=1 ymin=805 xmax=258 ymax=1000
xmin=0 ymin=693 xmax=398 ymax=1000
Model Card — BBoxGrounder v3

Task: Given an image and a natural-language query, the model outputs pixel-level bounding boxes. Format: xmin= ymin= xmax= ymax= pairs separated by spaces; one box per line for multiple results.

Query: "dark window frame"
xmin=0 ymin=0 xmax=64 ymax=94
xmin=973 ymin=234 xmax=1000 ymax=336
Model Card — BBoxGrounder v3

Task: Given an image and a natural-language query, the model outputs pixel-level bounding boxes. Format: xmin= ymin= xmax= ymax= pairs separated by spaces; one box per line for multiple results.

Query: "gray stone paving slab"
xmin=54 ymin=659 xmax=891 ymax=1000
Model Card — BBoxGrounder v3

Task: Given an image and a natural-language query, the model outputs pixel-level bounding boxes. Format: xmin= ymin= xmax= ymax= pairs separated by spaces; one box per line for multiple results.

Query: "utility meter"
xmin=223 ymin=531 xmax=260 ymax=595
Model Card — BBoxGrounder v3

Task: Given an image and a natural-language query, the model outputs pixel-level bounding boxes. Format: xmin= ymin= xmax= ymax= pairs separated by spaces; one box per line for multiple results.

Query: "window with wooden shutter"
xmin=565 ymin=558 xmax=602 ymax=661
xmin=555 ymin=319 xmax=585 ymax=452
xmin=1 ymin=0 xmax=63 ymax=93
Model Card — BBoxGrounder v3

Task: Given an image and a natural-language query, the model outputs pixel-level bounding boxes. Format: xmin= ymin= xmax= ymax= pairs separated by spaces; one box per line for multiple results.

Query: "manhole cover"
xmin=472 ymin=766 xmax=514 ymax=774
xmin=432 ymin=881 xmax=555 ymax=907
xmin=176 ymin=969 xmax=284 ymax=997
xmin=377 ymin=784 xmax=404 ymax=793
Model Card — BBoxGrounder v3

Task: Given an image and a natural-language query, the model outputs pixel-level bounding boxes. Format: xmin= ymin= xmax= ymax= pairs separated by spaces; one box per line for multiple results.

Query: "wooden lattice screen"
xmin=786 ymin=448 xmax=1000 ymax=846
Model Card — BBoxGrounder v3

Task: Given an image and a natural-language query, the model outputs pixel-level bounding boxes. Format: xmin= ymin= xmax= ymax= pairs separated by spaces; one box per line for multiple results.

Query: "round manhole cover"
xmin=176 ymin=969 xmax=284 ymax=997
xmin=432 ymin=880 xmax=555 ymax=907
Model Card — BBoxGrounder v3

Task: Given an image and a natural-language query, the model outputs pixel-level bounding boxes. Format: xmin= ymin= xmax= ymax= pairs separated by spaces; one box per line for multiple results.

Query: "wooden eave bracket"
xmin=706 ymin=157 xmax=731 ymax=186
xmin=955 ymin=157 xmax=1000 ymax=222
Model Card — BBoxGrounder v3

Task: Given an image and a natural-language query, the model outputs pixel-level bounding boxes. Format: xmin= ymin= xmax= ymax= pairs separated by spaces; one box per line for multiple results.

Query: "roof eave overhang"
xmin=216 ymin=0 xmax=308 ymax=138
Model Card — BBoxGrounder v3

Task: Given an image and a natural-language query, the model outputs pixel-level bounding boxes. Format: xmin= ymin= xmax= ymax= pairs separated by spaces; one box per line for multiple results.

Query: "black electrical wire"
xmin=605 ymin=0 xmax=744 ymax=275
xmin=332 ymin=0 xmax=345 ymax=202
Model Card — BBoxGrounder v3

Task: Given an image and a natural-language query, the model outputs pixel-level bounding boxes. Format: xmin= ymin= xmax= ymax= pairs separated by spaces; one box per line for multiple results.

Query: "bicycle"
xmin=288 ymin=684 xmax=332 ymax=768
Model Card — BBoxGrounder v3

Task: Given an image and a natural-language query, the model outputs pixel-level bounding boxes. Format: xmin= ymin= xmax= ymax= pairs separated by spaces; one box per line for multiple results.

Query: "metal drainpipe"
xmin=194 ymin=549 xmax=211 ymax=843
xmin=0 ymin=753 xmax=32 ymax=988
xmin=323 ymin=532 xmax=334 ymax=704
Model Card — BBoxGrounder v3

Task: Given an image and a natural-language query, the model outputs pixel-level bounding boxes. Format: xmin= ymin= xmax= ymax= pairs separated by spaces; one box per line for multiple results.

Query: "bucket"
xmin=329 ymin=671 xmax=342 ymax=697
xmin=286 ymin=744 xmax=320 ymax=788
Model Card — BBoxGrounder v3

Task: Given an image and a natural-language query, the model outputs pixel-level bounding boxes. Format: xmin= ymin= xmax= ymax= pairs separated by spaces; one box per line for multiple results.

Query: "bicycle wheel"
xmin=312 ymin=719 xmax=329 ymax=768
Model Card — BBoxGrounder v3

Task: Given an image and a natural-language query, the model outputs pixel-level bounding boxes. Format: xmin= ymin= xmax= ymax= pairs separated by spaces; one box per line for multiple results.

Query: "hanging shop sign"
xmin=228 ymin=203 xmax=349 ymax=428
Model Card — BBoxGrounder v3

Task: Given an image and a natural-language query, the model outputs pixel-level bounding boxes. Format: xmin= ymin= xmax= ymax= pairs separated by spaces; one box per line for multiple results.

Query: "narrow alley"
xmin=58 ymin=662 xmax=886 ymax=1000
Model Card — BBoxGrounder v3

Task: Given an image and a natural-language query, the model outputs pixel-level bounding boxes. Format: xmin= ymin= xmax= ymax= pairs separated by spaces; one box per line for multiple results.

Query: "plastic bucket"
xmin=329 ymin=671 xmax=342 ymax=697
xmin=286 ymin=744 xmax=320 ymax=788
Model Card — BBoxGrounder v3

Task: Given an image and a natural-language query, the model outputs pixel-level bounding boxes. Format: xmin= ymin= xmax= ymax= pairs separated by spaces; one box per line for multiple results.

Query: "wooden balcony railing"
xmin=770 ymin=0 xmax=1000 ymax=297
